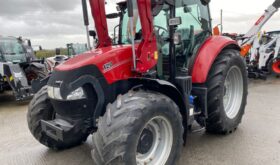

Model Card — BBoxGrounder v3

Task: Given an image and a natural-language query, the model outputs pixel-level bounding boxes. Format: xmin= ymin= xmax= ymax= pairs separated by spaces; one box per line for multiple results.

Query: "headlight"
xmin=47 ymin=86 xmax=86 ymax=100
xmin=66 ymin=87 xmax=86 ymax=100
xmin=47 ymin=86 xmax=62 ymax=99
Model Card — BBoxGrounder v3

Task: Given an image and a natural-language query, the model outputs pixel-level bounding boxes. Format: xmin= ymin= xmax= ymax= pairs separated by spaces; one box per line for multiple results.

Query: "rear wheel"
xmin=27 ymin=86 xmax=89 ymax=150
xmin=205 ymin=49 xmax=248 ymax=134
xmin=91 ymin=90 xmax=183 ymax=165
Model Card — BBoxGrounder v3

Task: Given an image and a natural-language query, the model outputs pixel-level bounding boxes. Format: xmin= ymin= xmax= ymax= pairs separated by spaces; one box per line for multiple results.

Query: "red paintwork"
xmin=191 ymin=36 xmax=239 ymax=83
xmin=255 ymin=15 xmax=265 ymax=26
xmin=272 ymin=60 xmax=280 ymax=74
xmin=136 ymin=0 xmax=158 ymax=73
xmin=89 ymin=0 xmax=112 ymax=47
xmin=56 ymin=46 xmax=134 ymax=84
xmin=56 ymin=0 xmax=158 ymax=84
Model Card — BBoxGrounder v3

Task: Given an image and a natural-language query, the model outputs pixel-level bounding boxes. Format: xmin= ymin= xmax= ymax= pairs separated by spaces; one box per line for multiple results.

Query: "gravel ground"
xmin=0 ymin=77 xmax=280 ymax=165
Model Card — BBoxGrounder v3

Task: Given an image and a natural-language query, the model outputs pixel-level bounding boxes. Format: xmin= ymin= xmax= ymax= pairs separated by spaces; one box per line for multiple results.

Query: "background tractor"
xmin=27 ymin=0 xmax=248 ymax=164
xmin=45 ymin=43 xmax=88 ymax=72
xmin=0 ymin=36 xmax=47 ymax=100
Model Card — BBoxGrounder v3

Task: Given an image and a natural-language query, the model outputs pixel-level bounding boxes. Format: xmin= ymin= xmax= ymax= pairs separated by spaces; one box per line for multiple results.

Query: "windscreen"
xmin=0 ymin=38 xmax=27 ymax=63
xmin=69 ymin=44 xmax=88 ymax=56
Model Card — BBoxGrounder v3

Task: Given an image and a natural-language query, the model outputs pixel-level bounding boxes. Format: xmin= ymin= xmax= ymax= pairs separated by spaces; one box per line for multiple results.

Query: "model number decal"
xmin=103 ymin=62 xmax=113 ymax=71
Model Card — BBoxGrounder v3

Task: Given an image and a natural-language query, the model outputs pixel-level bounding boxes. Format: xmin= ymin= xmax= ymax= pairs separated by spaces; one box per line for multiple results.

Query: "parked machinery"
xmin=27 ymin=0 xmax=248 ymax=164
xmin=254 ymin=32 xmax=280 ymax=75
xmin=67 ymin=43 xmax=88 ymax=56
xmin=45 ymin=43 xmax=88 ymax=72
xmin=237 ymin=0 xmax=280 ymax=78
xmin=0 ymin=36 xmax=47 ymax=100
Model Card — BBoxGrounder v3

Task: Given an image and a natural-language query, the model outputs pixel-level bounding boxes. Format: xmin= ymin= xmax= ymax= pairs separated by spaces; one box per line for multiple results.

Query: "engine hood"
xmin=55 ymin=45 xmax=134 ymax=84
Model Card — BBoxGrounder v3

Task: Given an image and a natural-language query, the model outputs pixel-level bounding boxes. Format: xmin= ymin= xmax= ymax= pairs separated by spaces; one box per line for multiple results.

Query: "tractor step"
xmin=41 ymin=119 xmax=74 ymax=141
xmin=190 ymin=122 xmax=205 ymax=133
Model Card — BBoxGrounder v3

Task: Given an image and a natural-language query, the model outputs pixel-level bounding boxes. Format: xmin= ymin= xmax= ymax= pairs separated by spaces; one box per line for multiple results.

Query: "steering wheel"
xmin=154 ymin=25 xmax=169 ymax=48
xmin=154 ymin=25 xmax=168 ymax=37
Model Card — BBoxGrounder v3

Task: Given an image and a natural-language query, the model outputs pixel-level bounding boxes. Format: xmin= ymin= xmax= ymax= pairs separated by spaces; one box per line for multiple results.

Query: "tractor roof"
xmin=0 ymin=36 xmax=18 ymax=41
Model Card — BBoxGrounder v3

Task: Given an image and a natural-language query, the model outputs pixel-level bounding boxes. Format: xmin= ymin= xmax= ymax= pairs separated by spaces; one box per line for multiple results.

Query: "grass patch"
xmin=35 ymin=48 xmax=67 ymax=59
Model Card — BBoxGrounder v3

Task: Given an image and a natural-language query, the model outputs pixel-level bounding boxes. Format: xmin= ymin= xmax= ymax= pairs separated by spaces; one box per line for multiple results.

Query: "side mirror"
xmin=27 ymin=40 xmax=32 ymax=47
xmin=89 ymin=30 xmax=97 ymax=39
xmin=39 ymin=46 xmax=43 ymax=51
xmin=169 ymin=17 xmax=182 ymax=26
xmin=55 ymin=48 xmax=61 ymax=55
xmin=213 ymin=26 xmax=221 ymax=36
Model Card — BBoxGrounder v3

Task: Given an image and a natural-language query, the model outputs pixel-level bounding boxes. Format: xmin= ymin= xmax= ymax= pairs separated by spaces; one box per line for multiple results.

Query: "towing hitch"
xmin=41 ymin=119 xmax=74 ymax=142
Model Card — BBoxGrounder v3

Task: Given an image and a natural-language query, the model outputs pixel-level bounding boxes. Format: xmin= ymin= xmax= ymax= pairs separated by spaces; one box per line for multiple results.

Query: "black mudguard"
xmin=31 ymin=76 xmax=50 ymax=93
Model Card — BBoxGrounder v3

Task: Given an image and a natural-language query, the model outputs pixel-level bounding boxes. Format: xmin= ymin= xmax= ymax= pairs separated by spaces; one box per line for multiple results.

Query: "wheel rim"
xmin=136 ymin=116 xmax=173 ymax=165
xmin=272 ymin=60 xmax=280 ymax=74
xmin=223 ymin=66 xmax=243 ymax=119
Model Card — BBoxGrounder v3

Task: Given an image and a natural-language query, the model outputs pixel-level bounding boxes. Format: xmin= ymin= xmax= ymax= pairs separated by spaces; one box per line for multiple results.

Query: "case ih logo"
xmin=103 ymin=62 xmax=113 ymax=71
xmin=255 ymin=15 xmax=265 ymax=25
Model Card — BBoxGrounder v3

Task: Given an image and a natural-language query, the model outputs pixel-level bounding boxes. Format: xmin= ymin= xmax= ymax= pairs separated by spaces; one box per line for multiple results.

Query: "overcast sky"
xmin=0 ymin=0 xmax=279 ymax=49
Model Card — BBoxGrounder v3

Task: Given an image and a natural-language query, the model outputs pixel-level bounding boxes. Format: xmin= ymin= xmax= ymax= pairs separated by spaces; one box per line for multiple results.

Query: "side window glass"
xmin=174 ymin=1 xmax=210 ymax=69
xmin=154 ymin=10 xmax=170 ymax=56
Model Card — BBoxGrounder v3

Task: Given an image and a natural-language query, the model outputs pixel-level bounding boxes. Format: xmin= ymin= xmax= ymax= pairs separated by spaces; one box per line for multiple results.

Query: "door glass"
xmin=153 ymin=0 xmax=211 ymax=78
xmin=154 ymin=9 xmax=170 ymax=57
xmin=175 ymin=0 xmax=211 ymax=69
xmin=120 ymin=0 xmax=141 ymax=44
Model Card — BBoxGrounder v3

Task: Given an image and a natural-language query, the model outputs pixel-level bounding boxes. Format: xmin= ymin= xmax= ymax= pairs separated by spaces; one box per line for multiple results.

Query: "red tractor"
xmin=27 ymin=0 xmax=248 ymax=164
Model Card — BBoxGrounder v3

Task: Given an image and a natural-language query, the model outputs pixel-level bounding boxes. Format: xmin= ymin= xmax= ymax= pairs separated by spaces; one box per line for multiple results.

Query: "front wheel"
xmin=27 ymin=86 xmax=89 ymax=150
xmin=91 ymin=90 xmax=183 ymax=165
xmin=205 ymin=49 xmax=248 ymax=134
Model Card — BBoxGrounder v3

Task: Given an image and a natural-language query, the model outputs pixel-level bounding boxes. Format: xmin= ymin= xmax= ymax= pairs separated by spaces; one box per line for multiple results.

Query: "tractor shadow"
xmin=0 ymin=91 xmax=30 ymax=107
xmin=40 ymin=136 xmax=94 ymax=165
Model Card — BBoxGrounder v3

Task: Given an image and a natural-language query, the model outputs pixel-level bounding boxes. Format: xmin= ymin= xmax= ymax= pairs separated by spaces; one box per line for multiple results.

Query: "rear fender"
xmin=191 ymin=36 xmax=240 ymax=83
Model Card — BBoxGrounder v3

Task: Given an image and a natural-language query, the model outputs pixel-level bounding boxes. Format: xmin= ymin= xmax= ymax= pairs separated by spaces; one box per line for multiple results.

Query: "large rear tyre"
xmin=91 ymin=90 xmax=183 ymax=165
xmin=25 ymin=65 xmax=48 ymax=85
xmin=205 ymin=49 xmax=248 ymax=134
xmin=27 ymin=86 xmax=88 ymax=150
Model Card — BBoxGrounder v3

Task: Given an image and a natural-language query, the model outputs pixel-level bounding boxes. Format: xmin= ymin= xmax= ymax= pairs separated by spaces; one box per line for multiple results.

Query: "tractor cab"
xmin=106 ymin=0 xmax=211 ymax=78
xmin=0 ymin=37 xmax=27 ymax=63
xmin=107 ymin=0 xmax=211 ymax=79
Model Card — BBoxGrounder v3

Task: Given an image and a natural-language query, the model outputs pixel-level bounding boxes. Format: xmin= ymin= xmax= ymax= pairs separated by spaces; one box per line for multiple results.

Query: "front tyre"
xmin=27 ymin=86 xmax=88 ymax=150
xmin=206 ymin=49 xmax=248 ymax=134
xmin=91 ymin=90 xmax=183 ymax=165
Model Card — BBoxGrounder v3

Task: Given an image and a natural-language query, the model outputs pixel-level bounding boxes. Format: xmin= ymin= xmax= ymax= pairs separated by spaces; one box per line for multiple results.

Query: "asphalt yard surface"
xmin=0 ymin=77 xmax=280 ymax=165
